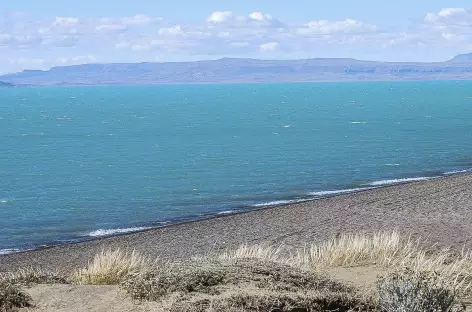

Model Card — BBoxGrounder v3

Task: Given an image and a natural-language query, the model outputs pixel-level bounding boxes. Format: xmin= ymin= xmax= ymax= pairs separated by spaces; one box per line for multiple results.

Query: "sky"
xmin=1 ymin=1 xmax=472 ymax=74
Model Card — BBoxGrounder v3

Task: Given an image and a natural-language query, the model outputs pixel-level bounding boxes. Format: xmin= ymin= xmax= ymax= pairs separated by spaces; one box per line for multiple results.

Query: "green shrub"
xmin=377 ymin=269 xmax=465 ymax=312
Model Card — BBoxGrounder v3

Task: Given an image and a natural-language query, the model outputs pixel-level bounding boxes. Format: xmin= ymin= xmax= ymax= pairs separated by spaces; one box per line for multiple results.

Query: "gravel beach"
xmin=2 ymin=173 xmax=472 ymax=273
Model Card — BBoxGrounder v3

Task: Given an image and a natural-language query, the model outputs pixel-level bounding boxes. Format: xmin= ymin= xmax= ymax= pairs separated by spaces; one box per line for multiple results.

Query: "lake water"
xmin=1 ymin=81 xmax=472 ymax=253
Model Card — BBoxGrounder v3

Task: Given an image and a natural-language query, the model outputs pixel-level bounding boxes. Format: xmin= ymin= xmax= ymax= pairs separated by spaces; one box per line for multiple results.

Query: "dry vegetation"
xmin=377 ymin=269 xmax=466 ymax=312
xmin=72 ymin=248 xmax=149 ymax=285
xmin=122 ymin=258 xmax=375 ymax=311
xmin=296 ymin=231 xmax=472 ymax=297
xmin=2 ymin=231 xmax=472 ymax=311
xmin=0 ymin=280 xmax=31 ymax=312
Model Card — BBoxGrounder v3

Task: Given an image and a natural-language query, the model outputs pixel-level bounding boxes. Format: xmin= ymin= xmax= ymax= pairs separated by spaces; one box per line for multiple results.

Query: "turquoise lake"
xmin=1 ymin=81 xmax=472 ymax=253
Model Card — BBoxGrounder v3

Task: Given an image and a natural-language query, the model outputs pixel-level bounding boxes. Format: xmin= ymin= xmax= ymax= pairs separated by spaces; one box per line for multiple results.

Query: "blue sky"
xmin=1 ymin=1 xmax=472 ymax=73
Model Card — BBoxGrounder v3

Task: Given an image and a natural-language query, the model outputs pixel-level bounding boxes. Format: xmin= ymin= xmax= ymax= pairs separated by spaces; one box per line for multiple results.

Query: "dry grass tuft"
xmin=0 ymin=279 xmax=31 ymax=312
xmin=73 ymin=249 xmax=149 ymax=285
xmin=295 ymin=231 xmax=472 ymax=297
xmin=218 ymin=244 xmax=282 ymax=263
xmin=297 ymin=231 xmax=418 ymax=268
xmin=3 ymin=268 xmax=68 ymax=286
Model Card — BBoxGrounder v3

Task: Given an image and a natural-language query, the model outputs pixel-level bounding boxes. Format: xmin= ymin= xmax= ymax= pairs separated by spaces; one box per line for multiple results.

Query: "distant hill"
xmin=1 ymin=54 xmax=472 ymax=86
xmin=449 ymin=53 xmax=472 ymax=63
xmin=0 ymin=81 xmax=14 ymax=87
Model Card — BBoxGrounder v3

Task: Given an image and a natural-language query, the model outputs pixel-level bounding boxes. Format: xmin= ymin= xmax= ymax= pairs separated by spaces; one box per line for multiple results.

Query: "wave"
xmin=0 ymin=199 xmax=8 ymax=204
xmin=253 ymin=199 xmax=309 ymax=208
xmin=444 ymin=169 xmax=472 ymax=175
xmin=86 ymin=226 xmax=152 ymax=237
xmin=368 ymin=177 xmax=433 ymax=187
xmin=309 ymin=187 xmax=373 ymax=197
xmin=0 ymin=248 xmax=21 ymax=255
xmin=217 ymin=210 xmax=235 ymax=215
xmin=350 ymin=121 xmax=367 ymax=124
xmin=21 ymin=132 xmax=44 ymax=137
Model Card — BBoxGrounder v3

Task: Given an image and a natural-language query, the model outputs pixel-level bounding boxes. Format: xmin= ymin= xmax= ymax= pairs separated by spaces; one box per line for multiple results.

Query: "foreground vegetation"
xmin=1 ymin=231 xmax=471 ymax=311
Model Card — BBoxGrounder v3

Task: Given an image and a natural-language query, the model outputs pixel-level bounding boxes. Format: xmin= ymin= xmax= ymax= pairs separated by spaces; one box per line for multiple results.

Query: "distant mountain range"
xmin=0 ymin=81 xmax=15 ymax=87
xmin=1 ymin=53 xmax=472 ymax=86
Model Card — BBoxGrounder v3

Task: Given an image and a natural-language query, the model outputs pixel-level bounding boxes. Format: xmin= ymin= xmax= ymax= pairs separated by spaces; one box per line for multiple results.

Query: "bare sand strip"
xmin=2 ymin=173 xmax=472 ymax=273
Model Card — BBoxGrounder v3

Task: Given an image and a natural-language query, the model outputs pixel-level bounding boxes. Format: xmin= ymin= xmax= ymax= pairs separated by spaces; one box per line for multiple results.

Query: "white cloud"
xmin=131 ymin=44 xmax=151 ymax=51
xmin=55 ymin=55 xmax=96 ymax=66
xmin=9 ymin=57 xmax=46 ymax=67
xmin=158 ymin=25 xmax=183 ymax=36
xmin=300 ymin=19 xmax=377 ymax=35
xmin=260 ymin=41 xmax=279 ymax=52
xmin=53 ymin=17 xmax=80 ymax=27
xmin=0 ymin=34 xmax=42 ymax=47
xmin=95 ymin=24 xmax=128 ymax=33
xmin=249 ymin=12 xmax=270 ymax=22
xmin=207 ymin=11 xmax=234 ymax=23
xmin=230 ymin=41 xmax=250 ymax=47
xmin=42 ymin=35 xmax=78 ymax=47
xmin=122 ymin=14 xmax=157 ymax=26
xmin=424 ymin=8 xmax=471 ymax=25
xmin=116 ymin=42 xmax=131 ymax=49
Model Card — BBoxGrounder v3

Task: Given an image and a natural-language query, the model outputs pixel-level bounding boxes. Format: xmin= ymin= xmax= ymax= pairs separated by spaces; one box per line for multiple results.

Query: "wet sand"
xmin=2 ymin=173 xmax=472 ymax=272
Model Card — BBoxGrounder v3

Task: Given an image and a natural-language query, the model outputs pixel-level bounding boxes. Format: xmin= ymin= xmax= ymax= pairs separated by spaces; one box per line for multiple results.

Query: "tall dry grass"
xmin=218 ymin=244 xmax=282 ymax=263
xmin=296 ymin=231 xmax=419 ymax=268
xmin=73 ymin=249 xmax=149 ymax=285
xmin=295 ymin=231 xmax=472 ymax=296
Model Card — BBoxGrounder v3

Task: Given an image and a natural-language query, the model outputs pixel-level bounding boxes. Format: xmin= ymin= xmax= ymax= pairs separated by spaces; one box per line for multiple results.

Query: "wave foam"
xmin=0 ymin=248 xmax=20 ymax=255
xmin=86 ymin=227 xmax=151 ymax=237
xmin=253 ymin=199 xmax=308 ymax=208
xmin=310 ymin=187 xmax=372 ymax=197
xmin=369 ymin=177 xmax=431 ymax=187
xmin=0 ymin=199 xmax=8 ymax=204
xmin=350 ymin=121 xmax=367 ymax=124
xmin=444 ymin=169 xmax=471 ymax=175
xmin=217 ymin=210 xmax=235 ymax=215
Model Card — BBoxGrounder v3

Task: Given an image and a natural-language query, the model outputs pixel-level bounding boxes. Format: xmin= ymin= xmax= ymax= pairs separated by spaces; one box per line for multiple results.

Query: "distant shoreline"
xmin=1 ymin=55 xmax=472 ymax=86
xmin=2 ymin=171 xmax=472 ymax=273
xmin=4 ymin=77 xmax=472 ymax=88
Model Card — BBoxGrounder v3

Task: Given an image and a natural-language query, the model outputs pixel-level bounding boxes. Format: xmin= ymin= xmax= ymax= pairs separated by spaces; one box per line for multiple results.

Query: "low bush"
xmin=377 ymin=269 xmax=465 ymax=312
xmin=4 ymin=268 xmax=68 ymax=286
xmin=122 ymin=258 xmax=375 ymax=311
xmin=0 ymin=279 xmax=31 ymax=312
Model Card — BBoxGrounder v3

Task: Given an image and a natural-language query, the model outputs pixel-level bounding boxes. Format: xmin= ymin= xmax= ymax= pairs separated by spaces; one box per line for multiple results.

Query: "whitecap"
xmin=0 ymin=199 xmax=8 ymax=204
xmin=384 ymin=163 xmax=401 ymax=167
xmin=283 ymin=125 xmax=292 ymax=128
xmin=368 ymin=177 xmax=432 ymax=187
xmin=86 ymin=227 xmax=151 ymax=237
xmin=309 ymin=187 xmax=372 ymax=197
xmin=350 ymin=121 xmax=367 ymax=124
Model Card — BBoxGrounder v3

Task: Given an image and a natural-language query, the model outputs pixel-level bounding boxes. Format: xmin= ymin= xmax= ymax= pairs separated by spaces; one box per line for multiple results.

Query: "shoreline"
xmin=2 ymin=171 xmax=472 ymax=272
xmin=0 ymin=170 xmax=465 ymax=256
